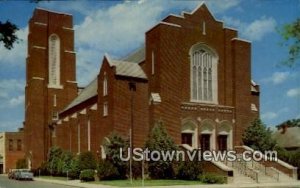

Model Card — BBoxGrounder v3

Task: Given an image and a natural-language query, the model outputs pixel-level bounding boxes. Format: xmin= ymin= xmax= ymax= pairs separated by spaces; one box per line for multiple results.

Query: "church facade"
xmin=24 ymin=3 xmax=260 ymax=170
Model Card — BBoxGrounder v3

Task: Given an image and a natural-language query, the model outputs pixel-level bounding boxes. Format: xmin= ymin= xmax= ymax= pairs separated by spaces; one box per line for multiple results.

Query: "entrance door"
xmin=181 ymin=133 xmax=193 ymax=146
xmin=0 ymin=164 xmax=3 ymax=174
xmin=218 ymin=135 xmax=227 ymax=151
xmin=200 ymin=134 xmax=210 ymax=151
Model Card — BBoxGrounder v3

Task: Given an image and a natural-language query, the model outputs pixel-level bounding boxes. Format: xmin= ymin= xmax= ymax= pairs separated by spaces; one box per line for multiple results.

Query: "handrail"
xmin=266 ymin=167 xmax=280 ymax=182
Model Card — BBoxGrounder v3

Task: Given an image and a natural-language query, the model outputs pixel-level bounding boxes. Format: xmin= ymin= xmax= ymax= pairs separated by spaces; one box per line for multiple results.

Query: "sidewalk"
xmin=33 ymin=177 xmax=300 ymax=188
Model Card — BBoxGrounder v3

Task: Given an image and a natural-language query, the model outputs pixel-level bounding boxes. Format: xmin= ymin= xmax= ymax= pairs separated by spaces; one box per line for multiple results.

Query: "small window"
xmin=9 ymin=139 xmax=13 ymax=151
xmin=151 ymin=51 xmax=155 ymax=75
xmin=103 ymin=72 xmax=108 ymax=96
xmin=52 ymin=111 xmax=58 ymax=120
xmin=181 ymin=133 xmax=192 ymax=146
xmin=103 ymin=102 xmax=108 ymax=116
xmin=53 ymin=94 xmax=57 ymax=107
xmin=17 ymin=139 xmax=22 ymax=151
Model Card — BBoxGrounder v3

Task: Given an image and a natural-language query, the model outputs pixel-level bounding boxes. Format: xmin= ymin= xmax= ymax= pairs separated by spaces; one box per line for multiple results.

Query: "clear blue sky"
xmin=0 ymin=0 xmax=299 ymax=131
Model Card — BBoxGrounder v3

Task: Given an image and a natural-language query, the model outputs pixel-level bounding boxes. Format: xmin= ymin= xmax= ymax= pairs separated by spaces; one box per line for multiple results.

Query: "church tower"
xmin=24 ymin=8 xmax=78 ymax=169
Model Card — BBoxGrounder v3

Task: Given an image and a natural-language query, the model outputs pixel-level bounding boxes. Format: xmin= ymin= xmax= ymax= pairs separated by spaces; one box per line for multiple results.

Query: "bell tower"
xmin=24 ymin=8 xmax=77 ymax=169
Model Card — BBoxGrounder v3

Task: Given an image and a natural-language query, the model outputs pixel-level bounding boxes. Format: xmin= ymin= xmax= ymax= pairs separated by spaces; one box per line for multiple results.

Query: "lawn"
xmin=38 ymin=176 xmax=69 ymax=181
xmin=90 ymin=179 xmax=203 ymax=187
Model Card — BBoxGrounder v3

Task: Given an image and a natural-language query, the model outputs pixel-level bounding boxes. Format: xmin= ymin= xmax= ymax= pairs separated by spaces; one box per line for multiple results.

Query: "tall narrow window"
xmin=48 ymin=34 xmax=60 ymax=87
xmin=77 ymin=124 xmax=80 ymax=153
xmin=9 ymin=139 xmax=13 ymax=151
xmin=87 ymin=119 xmax=91 ymax=151
xmin=103 ymin=102 xmax=108 ymax=116
xmin=190 ymin=44 xmax=218 ymax=103
xmin=152 ymin=51 xmax=155 ymax=75
xmin=53 ymin=94 xmax=57 ymax=107
xmin=103 ymin=72 xmax=108 ymax=96
xmin=17 ymin=139 xmax=22 ymax=151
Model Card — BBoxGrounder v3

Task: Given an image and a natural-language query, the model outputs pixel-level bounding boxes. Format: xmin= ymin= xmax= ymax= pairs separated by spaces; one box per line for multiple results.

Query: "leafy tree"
xmin=47 ymin=146 xmax=63 ymax=175
xmin=279 ymin=18 xmax=300 ymax=66
xmin=276 ymin=118 xmax=300 ymax=129
xmin=69 ymin=155 xmax=80 ymax=179
xmin=104 ymin=132 xmax=129 ymax=179
xmin=242 ymin=118 xmax=276 ymax=151
xmin=16 ymin=158 xmax=28 ymax=169
xmin=97 ymin=159 xmax=120 ymax=180
xmin=0 ymin=21 xmax=19 ymax=50
xmin=145 ymin=121 xmax=178 ymax=179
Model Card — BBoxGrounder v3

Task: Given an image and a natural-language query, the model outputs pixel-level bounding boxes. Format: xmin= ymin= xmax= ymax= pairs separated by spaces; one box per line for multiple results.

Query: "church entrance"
xmin=200 ymin=134 xmax=210 ymax=151
xmin=182 ymin=133 xmax=193 ymax=146
xmin=218 ymin=135 xmax=227 ymax=151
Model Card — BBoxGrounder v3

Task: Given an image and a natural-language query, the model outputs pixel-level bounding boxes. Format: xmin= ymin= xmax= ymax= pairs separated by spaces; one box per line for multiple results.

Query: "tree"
xmin=242 ymin=118 xmax=276 ymax=151
xmin=279 ymin=18 xmax=300 ymax=66
xmin=145 ymin=121 xmax=178 ymax=179
xmin=0 ymin=21 xmax=19 ymax=49
xmin=104 ymin=132 xmax=129 ymax=179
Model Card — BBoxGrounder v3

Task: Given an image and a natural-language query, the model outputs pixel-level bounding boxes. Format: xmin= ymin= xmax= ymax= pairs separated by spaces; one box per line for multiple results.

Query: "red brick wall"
xmin=5 ymin=132 xmax=25 ymax=173
xmin=24 ymin=8 xmax=77 ymax=169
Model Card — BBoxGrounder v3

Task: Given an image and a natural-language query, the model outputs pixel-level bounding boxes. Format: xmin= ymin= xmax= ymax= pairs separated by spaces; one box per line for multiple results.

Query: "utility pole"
xmin=129 ymin=81 xmax=136 ymax=185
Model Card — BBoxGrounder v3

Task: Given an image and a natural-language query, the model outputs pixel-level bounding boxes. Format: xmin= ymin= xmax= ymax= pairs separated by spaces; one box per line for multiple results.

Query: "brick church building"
xmin=24 ymin=3 xmax=260 ymax=170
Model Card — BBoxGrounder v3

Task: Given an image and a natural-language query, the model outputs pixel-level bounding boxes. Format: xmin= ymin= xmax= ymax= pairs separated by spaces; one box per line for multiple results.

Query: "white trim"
xmin=160 ymin=21 xmax=181 ymax=28
xmin=79 ymin=108 xmax=86 ymax=115
xmin=90 ymin=104 xmax=97 ymax=111
xmin=63 ymin=117 xmax=69 ymax=122
xmin=32 ymin=77 xmax=44 ymax=80
xmin=36 ymin=7 xmax=72 ymax=16
xmin=48 ymin=34 xmax=61 ymax=87
xmin=66 ymin=80 xmax=77 ymax=84
xmin=224 ymin=26 xmax=238 ymax=31
xmin=71 ymin=113 xmax=77 ymax=119
xmin=87 ymin=119 xmax=91 ymax=151
xmin=47 ymin=84 xmax=63 ymax=89
xmin=34 ymin=22 xmax=47 ymax=26
xmin=62 ymin=26 xmax=74 ymax=31
xmin=190 ymin=1 xmax=205 ymax=14
xmin=169 ymin=13 xmax=184 ymax=19
xmin=103 ymin=102 xmax=108 ymax=116
xmin=64 ymin=50 xmax=76 ymax=54
xmin=32 ymin=46 xmax=46 ymax=50
xmin=53 ymin=94 xmax=57 ymax=107
xmin=57 ymin=120 xmax=62 ymax=125
xmin=231 ymin=37 xmax=252 ymax=43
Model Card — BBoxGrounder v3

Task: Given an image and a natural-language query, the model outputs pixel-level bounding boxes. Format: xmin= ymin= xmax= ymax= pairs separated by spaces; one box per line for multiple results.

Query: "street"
xmin=0 ymin=175 xmax=74 ymax=188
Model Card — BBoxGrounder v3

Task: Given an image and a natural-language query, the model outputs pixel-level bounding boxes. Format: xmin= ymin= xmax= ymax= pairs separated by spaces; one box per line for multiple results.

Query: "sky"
xmin=0 ymin=0 xmax=299 ymax=132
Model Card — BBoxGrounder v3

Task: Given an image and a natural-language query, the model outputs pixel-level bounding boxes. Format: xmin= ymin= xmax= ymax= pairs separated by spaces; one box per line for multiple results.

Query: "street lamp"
xmin=128 ymin=81 xmax=136 ymax=184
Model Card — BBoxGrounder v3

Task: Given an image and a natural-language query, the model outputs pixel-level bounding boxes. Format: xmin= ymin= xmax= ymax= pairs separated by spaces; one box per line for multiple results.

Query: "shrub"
xmin=79 ymin=169 xmax=95 ymax=182
xmin=199 ymin=174 xmax=225 ymax=184
xmin=145 ymin=121 xmax=178 ymax=179
xmin=78 ymin=151 xmax=97 ymax=171
xmin=104 ymin=132 xmax=129 ymax=179
xmin=176 ymin=160 xmax=202 ymax=180
xmin=68 ymin=156 xmax=80 ymax=180
xmin=16 ymin=158 xmax=27 ymax=169
xmin=97 ymin=160 xmax=120 ymax=180
xmin=132 ymin=161 xmax=143 ymax=179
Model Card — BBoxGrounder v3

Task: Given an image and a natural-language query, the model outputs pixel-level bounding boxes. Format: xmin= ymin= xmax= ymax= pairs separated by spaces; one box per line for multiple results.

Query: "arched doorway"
xmin=181 ymin=119 xmax=197 ymax=148
xmin=217 ymin=121 xmax=233 ymax=151
xmin=200 ymin=119 xmax=216 ymax=150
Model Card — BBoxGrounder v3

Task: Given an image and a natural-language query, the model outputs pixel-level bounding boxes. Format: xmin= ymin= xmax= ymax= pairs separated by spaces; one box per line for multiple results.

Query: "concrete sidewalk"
xmin=33 ymin=177 xmax=300 ymax=188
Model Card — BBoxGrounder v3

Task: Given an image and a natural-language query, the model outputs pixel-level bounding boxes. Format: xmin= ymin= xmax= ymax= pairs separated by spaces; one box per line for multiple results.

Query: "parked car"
xmin=14 ymin=169 xmax=33 ymax=181
xmin=8 ymin=169 xmax=18 ymax=179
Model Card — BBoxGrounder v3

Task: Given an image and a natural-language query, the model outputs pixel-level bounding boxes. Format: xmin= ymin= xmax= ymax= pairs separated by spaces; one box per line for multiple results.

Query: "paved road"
xmin=0 ymin=175 xmax=74 ymax=188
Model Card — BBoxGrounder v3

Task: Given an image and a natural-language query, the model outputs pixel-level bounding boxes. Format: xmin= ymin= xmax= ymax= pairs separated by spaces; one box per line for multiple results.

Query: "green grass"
xmin=89 ymin=179 xmax=203 ymax=187
xmin=38 ymin=176 xmax=69 ymax=181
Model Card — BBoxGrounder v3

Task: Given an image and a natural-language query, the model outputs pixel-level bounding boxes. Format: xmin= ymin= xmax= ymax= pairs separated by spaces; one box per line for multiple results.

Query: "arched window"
xmin=190 ymin=44 xmax=218 ymax=103
xmin=48 ymin=34 xmax=60 ymax=87
xmin=103 ymin=72 xmax=108 ymax=96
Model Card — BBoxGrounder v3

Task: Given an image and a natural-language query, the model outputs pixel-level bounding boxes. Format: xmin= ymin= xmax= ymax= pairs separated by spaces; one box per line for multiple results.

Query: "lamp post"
xmin=128 ymin=81 xmax=136 ymax=184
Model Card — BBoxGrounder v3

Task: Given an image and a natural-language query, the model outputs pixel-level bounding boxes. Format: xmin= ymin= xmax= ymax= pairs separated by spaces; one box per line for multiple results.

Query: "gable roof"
xmin=62 ymin=78 xmax=98 ymax=113
xmin=60 ymin=46 xmax=147 ymax=114
xmin=273 ymin=127 xmax=300 ymax=149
